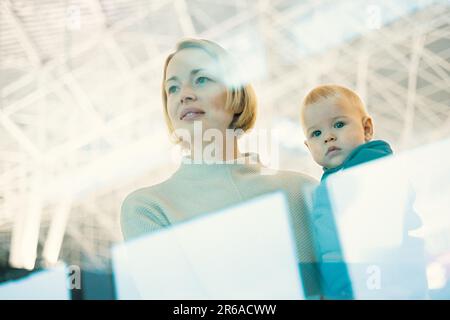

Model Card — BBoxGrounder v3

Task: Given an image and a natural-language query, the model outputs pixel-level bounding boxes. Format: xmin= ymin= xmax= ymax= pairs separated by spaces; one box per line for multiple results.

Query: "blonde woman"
xmin=121 ymin=39 xmax=320 ymax=298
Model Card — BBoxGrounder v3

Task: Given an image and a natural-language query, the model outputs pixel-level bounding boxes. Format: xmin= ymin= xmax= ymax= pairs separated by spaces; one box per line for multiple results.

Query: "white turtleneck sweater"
xmin=121 ymin=153 xmax=320 ymax=297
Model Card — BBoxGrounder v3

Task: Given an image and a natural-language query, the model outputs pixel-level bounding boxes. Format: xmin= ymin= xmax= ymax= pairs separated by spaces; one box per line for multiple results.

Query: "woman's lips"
xmin=182 ymin=112 xmax=205 ymax=121
xmin=180 ymin=108 xmax=205 ymax=121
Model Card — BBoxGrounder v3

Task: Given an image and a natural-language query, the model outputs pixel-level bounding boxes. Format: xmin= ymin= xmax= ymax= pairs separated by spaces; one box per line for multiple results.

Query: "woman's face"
xmin=165 ymin=48 xmax=234 ymax=140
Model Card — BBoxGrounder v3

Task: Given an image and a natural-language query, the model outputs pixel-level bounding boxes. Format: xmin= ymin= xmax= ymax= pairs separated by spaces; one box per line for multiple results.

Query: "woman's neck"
xmin=188 ymin=137 xmax=242 ymax=163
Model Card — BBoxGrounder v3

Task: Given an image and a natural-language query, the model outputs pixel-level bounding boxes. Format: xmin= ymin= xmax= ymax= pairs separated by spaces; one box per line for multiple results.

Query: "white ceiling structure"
xmin=0 ymin=0 xmax=449 ymax=270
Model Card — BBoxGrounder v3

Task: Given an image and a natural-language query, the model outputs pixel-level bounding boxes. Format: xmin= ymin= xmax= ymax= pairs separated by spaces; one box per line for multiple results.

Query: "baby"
xmin=300 ymin=84 xmax=424 ymax=299
xmin=300 ymin=84 xmax=387 ymax=175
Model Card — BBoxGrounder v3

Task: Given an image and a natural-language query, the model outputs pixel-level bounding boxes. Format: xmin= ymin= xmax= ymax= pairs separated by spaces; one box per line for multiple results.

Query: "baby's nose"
xmin=325 ymin=135 xmax=336 ymax=143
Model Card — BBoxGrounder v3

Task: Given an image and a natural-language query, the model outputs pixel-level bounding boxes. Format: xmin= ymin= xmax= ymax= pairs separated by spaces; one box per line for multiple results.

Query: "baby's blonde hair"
xmin=300 ymin=84 xmax=369 ymax=127
xmin=162 ymin=38 xmax=258 ymax=141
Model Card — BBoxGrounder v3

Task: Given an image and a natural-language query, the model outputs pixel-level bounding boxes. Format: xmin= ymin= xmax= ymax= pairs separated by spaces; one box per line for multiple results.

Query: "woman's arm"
xmin=120 ymin=190 xmax=170 ymax=241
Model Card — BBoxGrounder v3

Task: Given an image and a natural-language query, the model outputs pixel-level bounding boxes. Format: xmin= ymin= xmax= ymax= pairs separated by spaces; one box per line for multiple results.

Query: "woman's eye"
xmin=167 ymin=85 xmax=178 ymax=94
xmin=311 ymin=130 xmax=321 ymax=138
xmin=334 ymin=121 xmax=345 ymax=129
xmin=195 ymin=76 xmax=209 ymax=86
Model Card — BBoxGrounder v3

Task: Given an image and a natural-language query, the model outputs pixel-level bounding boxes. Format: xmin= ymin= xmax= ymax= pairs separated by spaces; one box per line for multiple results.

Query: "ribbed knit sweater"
xmin=121 ymin=153 xmax=320 ymax=297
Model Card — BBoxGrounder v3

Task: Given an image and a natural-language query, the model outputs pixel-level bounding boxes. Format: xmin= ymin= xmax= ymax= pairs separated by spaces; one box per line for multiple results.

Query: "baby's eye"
xmin=195 ymin=76 xmax=210 ymax=86
xmin=311 ymin=130 xmax=321 ymax=138
xmin=334 ymin=121 xmax=345 ymax=129
xmin=167 ymin=85 xmax=179 ymax=95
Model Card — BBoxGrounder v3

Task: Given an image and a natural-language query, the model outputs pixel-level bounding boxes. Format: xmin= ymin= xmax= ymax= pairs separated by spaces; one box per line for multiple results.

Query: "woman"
xmin=121 ymin=38 xmax=320 ymax=298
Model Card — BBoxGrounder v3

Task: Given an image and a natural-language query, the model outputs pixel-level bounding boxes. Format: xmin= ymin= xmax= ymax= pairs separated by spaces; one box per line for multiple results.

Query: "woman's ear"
xmin=363 ymin=116 xmax=374 ymax=142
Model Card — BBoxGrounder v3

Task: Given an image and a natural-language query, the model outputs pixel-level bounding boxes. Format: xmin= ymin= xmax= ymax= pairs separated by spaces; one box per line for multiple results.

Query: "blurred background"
xmin=0 ymin=0 xmax=449 ymax=299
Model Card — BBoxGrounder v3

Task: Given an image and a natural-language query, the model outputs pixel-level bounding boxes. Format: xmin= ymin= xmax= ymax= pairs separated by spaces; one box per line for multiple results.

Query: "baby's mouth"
xmin=326 ymin=146 xmax=341 ymax=156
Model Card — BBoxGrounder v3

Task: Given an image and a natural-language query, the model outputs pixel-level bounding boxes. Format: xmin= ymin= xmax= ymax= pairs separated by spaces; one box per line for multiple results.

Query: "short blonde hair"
xmin=162 ymin=38 xmax=257 ymax=140
xmin=300 ymin=84 xmax=369 ymax=126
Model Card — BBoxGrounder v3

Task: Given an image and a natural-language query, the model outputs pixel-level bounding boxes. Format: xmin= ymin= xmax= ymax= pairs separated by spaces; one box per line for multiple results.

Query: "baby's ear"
xmin=363 ymin=116 xmax=374 ymax=141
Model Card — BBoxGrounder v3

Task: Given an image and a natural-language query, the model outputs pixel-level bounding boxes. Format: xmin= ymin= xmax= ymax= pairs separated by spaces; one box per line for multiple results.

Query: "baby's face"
xmin=302 ymin=98 xmax=372 ymax=169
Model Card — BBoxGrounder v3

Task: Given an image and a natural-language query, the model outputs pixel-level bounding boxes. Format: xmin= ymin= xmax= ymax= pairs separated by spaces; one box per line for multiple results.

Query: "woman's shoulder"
xmin=267 ymin=167 xmax=319 ymax=186
xmin=120 ymin=181 xmax=174 ymax=240
xmin=275 ymin=170 xmax=318 ymax=204
xmin=122 ymin=179 xmax=173 ymax=208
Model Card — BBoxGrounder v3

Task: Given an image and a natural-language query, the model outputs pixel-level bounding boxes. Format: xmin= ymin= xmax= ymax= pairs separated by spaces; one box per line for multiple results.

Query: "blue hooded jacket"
xmin=312 ymin=140 xmax=425 ymax=299
xmin=321 ymin=140 xmax=393 ymax=181
xmin=312 ymin=140 xmax=392 ymax=299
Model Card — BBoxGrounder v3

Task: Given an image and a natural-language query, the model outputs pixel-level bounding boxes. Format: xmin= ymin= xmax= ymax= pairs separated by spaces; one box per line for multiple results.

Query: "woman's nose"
xmin=180 ymin=86 xmax=197 ymax=104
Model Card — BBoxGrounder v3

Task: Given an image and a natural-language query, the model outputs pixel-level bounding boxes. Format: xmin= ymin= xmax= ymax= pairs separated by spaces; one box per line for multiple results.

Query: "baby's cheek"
xmin=314 ymin=152 xmax=325 ymax=165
